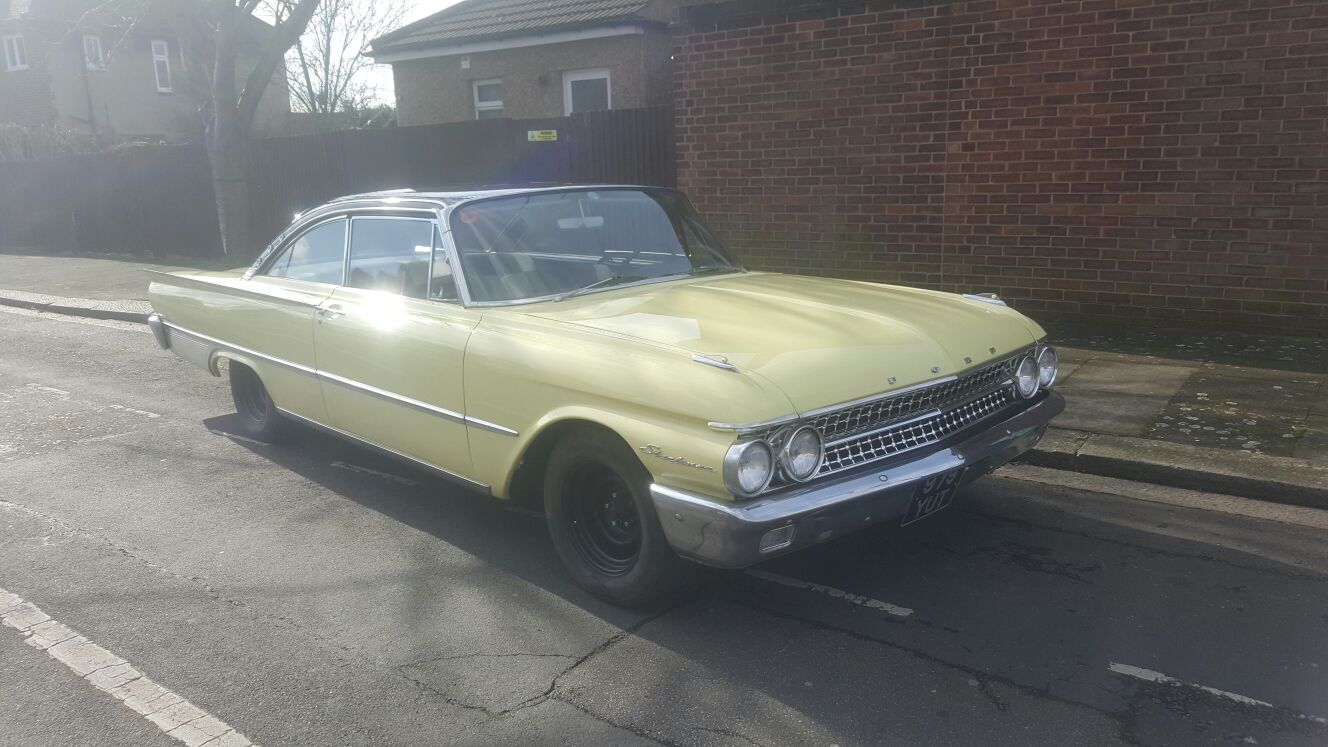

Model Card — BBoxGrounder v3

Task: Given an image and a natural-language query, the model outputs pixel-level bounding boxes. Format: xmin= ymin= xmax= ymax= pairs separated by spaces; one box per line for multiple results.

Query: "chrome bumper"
xmin=650 ymin=391 xmax=1065 ymax=568
xmin=147 ymin=312 xmax=169 ymax=349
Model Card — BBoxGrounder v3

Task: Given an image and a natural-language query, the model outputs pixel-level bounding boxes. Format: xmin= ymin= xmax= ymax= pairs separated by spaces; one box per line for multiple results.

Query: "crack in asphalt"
xmin=391 ymin=602 xmax=680 ymax=744
xmin=734 ymin=599 xmax=1145 ymax=746
xmin=691 ymin=724 xmax=774 ymax=747
xmin=919 ymin=538 xmax=1102 ymax=585
xmin=401 ymin=651 xmax=579 ymax=665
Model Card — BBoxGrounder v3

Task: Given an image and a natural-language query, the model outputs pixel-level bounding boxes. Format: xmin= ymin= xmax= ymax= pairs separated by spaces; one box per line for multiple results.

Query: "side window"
xmin=429 ymin=226 xmax=458 ymax=302
xmin=347 ymin=218 xmax=433 ymax=299
xmin=264 ymin=218 xmax=347 ymax=284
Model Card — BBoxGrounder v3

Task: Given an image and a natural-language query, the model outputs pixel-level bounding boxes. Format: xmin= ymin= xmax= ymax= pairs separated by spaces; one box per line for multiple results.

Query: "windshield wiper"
xmin=553 ymin=274 xmax=646 ymax=302
xmin=685 ymin=265 xmax=743 ymax=276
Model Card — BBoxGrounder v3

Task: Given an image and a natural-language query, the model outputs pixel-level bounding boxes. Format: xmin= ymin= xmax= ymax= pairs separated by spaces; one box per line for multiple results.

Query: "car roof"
xmin=324 ymin=185 xmax=670 ymax=209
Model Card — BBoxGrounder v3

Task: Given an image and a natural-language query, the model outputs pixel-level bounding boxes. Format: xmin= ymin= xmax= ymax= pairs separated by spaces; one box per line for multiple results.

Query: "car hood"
xmin=524 ymin=272 xmax=1044 ymax=414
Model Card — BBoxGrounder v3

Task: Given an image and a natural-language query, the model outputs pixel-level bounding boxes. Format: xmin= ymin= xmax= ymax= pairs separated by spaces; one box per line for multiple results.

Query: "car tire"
xmin=229 ymin=364 xmax=288 ymax=443
xmin=544 ymin=428 xmax=698 ymax=607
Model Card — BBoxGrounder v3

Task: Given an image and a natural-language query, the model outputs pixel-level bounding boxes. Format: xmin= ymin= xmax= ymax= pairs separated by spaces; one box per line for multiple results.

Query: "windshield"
xmin=448 ymin=188 xmax=741 ymax=303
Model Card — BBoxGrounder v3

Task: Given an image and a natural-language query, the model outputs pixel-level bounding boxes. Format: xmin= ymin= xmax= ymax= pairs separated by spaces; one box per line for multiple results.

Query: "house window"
xmin=3 ymin=34 xmax=27 ymax=71
xmin=563 ymin=69 xmax=610 ymax=115
xmin=151 ymin=39 xmax=172 ymax=92
xmin=83 ymin=34 xmax=104 ymax=70
xmin=473 ymin=79 xmax=503 ymax=119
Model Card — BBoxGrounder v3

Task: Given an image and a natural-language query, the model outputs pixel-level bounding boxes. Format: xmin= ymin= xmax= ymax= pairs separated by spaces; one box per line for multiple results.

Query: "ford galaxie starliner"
xmin=147 ymin=186 xmax=1064 ymax=605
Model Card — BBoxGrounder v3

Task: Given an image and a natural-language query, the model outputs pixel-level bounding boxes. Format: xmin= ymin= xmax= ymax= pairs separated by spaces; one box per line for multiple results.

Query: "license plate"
xmin=900 ymin=468 xmax=965 ymax=526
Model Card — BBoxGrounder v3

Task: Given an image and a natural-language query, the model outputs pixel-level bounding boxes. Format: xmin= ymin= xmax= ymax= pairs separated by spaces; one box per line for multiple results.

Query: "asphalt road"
xmin=1 ymin=306 xmax=1326 ymax=747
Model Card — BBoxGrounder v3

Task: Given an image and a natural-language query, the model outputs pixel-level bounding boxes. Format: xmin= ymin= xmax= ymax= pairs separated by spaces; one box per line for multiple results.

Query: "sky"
xmin=362 ymin=0 xmax=463 ymax=105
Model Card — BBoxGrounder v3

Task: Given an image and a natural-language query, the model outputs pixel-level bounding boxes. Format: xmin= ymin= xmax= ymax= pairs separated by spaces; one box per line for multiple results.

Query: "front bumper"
xmin=650 ymin=391 xmax=1064 ymax=568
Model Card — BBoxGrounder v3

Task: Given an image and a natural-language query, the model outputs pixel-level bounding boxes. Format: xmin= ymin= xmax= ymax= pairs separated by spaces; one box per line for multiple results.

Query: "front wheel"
xmin=544 ymin=429 xmax=697 ymax=606
xmin=229 ymin=364 xmax=288 ymax=442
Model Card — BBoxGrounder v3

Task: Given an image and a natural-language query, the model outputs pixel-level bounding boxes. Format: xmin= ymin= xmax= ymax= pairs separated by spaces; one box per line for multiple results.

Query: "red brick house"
xmin=672 ymin=0 xmax=1328 ymax=333
xmin=370 ymin=0 xmax=694 ymax=126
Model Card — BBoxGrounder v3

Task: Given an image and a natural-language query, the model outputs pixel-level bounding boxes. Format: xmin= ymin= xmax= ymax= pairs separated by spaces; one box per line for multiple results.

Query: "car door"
xmin=233 ymin=215 xmax=348 ymax=422
xmin=313 ymin=213 xmax=480 ymax=481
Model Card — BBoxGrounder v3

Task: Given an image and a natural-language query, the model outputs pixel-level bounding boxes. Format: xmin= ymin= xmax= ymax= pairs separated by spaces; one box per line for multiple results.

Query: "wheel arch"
xmin=505 ymin=417 xmax=641 ymax=510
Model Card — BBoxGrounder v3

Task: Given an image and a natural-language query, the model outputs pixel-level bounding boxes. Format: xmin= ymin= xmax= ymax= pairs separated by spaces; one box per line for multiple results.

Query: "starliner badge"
xmin=639 ymin=444 xmax=715 ymax=472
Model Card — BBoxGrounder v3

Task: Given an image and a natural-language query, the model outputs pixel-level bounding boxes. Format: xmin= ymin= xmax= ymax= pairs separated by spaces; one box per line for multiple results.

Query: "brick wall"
xmin=674 ymin=0 xmax=1328 ymax=334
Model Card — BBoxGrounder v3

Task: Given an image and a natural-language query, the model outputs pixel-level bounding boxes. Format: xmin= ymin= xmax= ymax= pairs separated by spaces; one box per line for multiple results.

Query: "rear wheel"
xmin=544 ymin=428 xmax=697 ymax=606
xmin=229 ymin=364 xmax=288 ymax=442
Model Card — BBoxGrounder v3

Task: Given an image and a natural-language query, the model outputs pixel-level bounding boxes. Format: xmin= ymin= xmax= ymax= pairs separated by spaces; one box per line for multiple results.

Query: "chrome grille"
xmin=818 ymin=387 xmax=1017 ymax=475
xmin=807 ymin=355 xmax=1018 ymax=443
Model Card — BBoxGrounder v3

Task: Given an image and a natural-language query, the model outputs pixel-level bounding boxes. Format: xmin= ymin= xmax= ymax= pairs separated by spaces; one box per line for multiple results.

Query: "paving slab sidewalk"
xmin=1028 ymin=346 xmax=1328 ymax=508
xmin=2 ymin=251 xmax=1325 ymax=508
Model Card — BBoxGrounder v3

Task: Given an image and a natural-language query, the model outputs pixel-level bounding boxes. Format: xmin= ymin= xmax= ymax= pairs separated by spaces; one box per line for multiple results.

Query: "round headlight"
xmin=780 ymin=425 xmax=824 ymax=482
xmin=1037 ymin=346 xmax=1058 ymax=388
xmin=1015 ymin=356 xmax=1039 ymax=399
xmin=725 ymin=440 xmax=774 ymax=497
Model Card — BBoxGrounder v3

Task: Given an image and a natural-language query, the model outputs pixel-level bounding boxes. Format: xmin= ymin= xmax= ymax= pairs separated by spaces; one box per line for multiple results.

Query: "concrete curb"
xmin=1022 ymin=428 xmax=1328 ymax=511
xmin=0 ymin=289 xmax=150 ymax=324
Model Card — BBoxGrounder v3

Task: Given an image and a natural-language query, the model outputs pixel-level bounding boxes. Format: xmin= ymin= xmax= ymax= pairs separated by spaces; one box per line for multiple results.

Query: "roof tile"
xmin=371 ymin=0 xmax=653 ymax=54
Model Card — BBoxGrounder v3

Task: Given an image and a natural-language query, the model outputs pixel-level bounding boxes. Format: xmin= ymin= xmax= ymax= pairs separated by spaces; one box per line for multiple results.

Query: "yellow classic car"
xmin=147 ymin=186 xmax=1064 ymax=605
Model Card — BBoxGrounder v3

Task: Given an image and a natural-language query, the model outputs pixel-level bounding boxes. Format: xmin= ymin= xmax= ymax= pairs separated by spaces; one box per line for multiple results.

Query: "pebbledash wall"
xmin=673 ymin=0 xmax=1328 ymax=334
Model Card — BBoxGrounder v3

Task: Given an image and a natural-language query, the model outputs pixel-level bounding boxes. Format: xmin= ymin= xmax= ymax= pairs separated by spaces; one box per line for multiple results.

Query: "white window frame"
xmin=472 ymin=78 xmax=503 ymax=119
xmin=151 ymin=39 xmax=172 ymax=93
xmin=3 ymin=34 xmax=27 ymax=71
xmin=562 ymin=68 xmax=611 ymax=116
xmin=83 ymin=34 xmax=104 ymax=70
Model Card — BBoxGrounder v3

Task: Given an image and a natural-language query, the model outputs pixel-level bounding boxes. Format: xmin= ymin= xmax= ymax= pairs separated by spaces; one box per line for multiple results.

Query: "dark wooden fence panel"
xmin=569 ymin=107 xmax=676 ymax=188
xmin=0 ymin=107 xmax=675 ymax=260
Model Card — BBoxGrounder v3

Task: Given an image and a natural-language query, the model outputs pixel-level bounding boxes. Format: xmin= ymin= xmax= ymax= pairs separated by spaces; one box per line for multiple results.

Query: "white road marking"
xmin=24 ymin=383 xmax=71 ymax=399
xmin=745 ymin=569 xmax=914 ymax=617
xmin=1109 ymin=662 xmax=1327 ymax=724
xmin=0 ymin=586 xmax=257 ymax=746
xmin=330 ymin=461 xmax=419 ymax=486
xmin=106 ymin=404 xmax=161 ymax=419
xmin=72 ymin=432 xmax=134 ymax=444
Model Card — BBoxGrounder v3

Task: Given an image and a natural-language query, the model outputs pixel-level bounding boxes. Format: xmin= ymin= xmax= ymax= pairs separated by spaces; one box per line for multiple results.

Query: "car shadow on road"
xmin=200 ymin=413 xmax=1328 ymax=746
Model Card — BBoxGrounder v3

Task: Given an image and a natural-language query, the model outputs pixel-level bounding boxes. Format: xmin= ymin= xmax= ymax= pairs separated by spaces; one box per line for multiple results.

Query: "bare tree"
xmin=129 ymin=0 xmax=322 ymax=256
xmin=279 ymin=0 xmax=409 ymax=114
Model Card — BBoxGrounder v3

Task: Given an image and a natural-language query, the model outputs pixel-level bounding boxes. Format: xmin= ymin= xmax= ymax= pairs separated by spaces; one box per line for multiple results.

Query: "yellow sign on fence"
xmin=527 ymin=130 xmax=558 ymax=142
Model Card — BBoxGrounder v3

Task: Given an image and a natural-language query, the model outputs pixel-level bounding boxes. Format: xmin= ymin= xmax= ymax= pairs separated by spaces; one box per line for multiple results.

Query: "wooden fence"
xmin=0 ymin=107 xmax=676 ymax=258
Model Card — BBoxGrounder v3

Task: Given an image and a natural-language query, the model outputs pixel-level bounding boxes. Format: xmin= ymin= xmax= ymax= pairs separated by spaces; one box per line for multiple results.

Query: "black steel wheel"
xmin=565 ymin=463 xmax=642 ymax=577
xmin=228 ymin=364 xmax=288 ymax=442
xmin=544 ymin=427 xmax=698 ymax=606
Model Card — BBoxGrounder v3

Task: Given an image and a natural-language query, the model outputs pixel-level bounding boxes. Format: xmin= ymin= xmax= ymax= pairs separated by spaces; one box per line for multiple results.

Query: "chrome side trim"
xmin=315 ymin=369 xmax=466 ymax=424
xmin=160 ymin=320 xmax=316 ymax=376
xmin=158 ymin=319 xmax=519 ymax=437
xmin=465 ymin=416 xmax=520 ymax=437
xmin=692 ymin=353 xmax=738 ymax=371
xmin=275 ymin=407 xmax=491 ymax=493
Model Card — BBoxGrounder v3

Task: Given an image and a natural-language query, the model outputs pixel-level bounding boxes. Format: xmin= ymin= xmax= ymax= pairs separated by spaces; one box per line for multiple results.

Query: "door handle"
xmin=317 ymin=305 xmax=345 ymax=321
